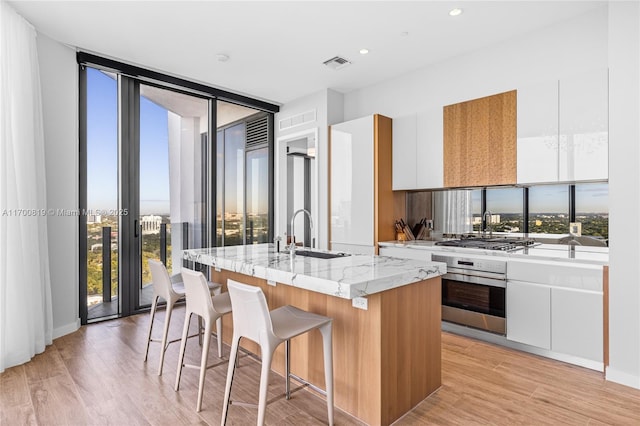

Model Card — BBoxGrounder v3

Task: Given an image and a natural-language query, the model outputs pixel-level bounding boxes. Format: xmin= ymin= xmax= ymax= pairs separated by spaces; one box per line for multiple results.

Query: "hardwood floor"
xmin=2 ymin=307 xmax=640 ymax=425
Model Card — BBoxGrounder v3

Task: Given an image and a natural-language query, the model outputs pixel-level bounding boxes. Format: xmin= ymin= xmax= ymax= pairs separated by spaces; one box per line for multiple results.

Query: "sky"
xmin=87 ymin=67 xmax=169 ymax=214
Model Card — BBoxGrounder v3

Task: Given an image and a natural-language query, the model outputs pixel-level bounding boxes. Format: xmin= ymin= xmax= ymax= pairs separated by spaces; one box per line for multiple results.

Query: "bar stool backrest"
xmin=148 ymin=259 xmax=176 ymax=302
xmin=226 ymin=279 xmax=274 ymax=345
xmin=181 ymin=268 xmax=215 ymax=318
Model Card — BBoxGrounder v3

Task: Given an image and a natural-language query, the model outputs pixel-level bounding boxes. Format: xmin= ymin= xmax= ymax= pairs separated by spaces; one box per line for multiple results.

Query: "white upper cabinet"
xmin=417 ymin=108 xmax=444 ymax=189
xmin=517 ymin=68 xmax=608 ymax=184
xmin=559 ymin=67 xmax=609 ymax=182
xmin=392 ymin=109 xmax=443 ymax=190
xmin=392 ymin=114 xmax=417 ymax=190
xmin=330 ymin=115 xmax=374 ymax=247
xmin=517 ymin=80 xmax=559 ymax=184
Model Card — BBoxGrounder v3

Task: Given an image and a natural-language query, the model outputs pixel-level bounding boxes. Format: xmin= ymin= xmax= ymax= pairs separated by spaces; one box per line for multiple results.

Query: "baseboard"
xmin=606 ymin=367 xmax=640 ymax=389
xmin=53 ymin=318 xmax=81 ymax=339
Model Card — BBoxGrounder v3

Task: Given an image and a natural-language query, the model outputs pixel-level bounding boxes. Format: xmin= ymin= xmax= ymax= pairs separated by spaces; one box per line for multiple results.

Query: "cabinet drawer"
xmin=507 ymin=259 xmax=603 ymax=291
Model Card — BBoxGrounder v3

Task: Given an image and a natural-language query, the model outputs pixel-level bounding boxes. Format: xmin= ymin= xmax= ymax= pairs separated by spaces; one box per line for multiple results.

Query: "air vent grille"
xmin=246 ymin=116 xmax=269 ymax=148
xmin=279 ymin=109 xmax=316 ymax=131
xmin=323 ymin=56 xmax=351 ymax=70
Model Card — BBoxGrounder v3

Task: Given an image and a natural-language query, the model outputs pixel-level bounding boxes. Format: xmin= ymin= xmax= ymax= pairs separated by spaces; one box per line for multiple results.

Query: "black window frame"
xmin=477 ymin=182 xmax=607 ymax=238
xmin=78 ymin=53 xmax=278 ymax=324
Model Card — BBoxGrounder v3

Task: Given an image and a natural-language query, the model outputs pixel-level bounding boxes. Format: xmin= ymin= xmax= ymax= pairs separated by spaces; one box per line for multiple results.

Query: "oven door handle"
xmin=443 ymin=273 xmax=507 ymax=288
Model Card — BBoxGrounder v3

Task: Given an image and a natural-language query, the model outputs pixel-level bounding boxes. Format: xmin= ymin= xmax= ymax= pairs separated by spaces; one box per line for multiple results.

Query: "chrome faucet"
xmin=482 ymin=211 xmax=493 ymax=238
xmin=289 ymin=209 xmax=314 ymax=255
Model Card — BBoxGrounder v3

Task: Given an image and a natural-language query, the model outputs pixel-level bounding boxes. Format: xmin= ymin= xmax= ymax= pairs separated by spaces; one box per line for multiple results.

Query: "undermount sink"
xmin=294 ymin=250 xmax=350 ymax=259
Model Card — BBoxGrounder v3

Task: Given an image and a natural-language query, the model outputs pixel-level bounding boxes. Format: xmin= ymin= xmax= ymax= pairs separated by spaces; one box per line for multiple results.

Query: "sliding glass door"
xmin=137 ymin=84 xmax=210 ymax=308
xmin=81 ymin=69 xmax=211 ymax=322
xmin=80 ymin=58 xmax=275 ymax=324
xmin=82 ymin=67 xmax=119 ymax=321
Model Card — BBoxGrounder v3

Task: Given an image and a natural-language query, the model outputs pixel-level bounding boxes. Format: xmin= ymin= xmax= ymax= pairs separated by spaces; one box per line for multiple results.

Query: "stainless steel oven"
xmin=433 ymin=254 xmax=507 ymax=335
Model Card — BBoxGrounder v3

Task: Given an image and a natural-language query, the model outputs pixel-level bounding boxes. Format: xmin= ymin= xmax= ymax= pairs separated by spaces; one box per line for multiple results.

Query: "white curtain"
xmin=0 ymin=1 xmax=53 ymax=372
xmin=433 ymin=190 xmax=473 ymax=235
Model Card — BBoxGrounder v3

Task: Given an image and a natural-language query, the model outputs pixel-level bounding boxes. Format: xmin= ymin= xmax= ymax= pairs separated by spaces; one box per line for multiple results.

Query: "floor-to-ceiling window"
xmin=83 ymin=68 xmax=118 ymax=317
xmin=79 ymin=55 xmax=277 ymax=323
xmin=216 ymin=101 xmax=272 ymax=247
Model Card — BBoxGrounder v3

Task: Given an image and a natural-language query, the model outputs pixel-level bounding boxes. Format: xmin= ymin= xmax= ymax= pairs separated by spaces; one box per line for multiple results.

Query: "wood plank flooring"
xmin=2 ymin=306 xmax=640 ymax=425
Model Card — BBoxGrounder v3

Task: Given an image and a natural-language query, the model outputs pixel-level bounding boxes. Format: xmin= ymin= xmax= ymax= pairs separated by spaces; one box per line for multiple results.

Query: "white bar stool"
xmin=143 ymin=259 xmax=221 ymax=376
xmin=221 ymin=279 xmax=334 ymax=426
xmin=175 ymin=268 xmax=233 ymax=412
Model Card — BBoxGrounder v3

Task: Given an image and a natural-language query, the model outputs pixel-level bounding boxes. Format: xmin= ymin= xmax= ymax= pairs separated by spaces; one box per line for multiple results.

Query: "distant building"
xmin=473 ymin=214 xmax=501 ymax=225
xmin=141 ymin=215 xmax=162 ymax=234
xmin=87 ymin=214 xmax=101 ymax=224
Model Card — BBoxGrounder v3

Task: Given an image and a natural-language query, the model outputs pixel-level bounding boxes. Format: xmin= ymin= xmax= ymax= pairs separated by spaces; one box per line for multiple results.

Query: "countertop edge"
xmin=184 ymin=246 xmax=446 ymax=300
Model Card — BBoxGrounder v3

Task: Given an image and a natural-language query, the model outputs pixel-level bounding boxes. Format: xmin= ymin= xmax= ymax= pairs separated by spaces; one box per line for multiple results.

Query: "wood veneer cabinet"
xmin=443 ymin=90 xmax=517 ymax=187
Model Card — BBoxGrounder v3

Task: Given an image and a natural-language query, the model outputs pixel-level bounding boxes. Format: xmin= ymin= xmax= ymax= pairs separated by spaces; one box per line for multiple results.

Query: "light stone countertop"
xmin=183 ymin=243 xmax=446 ymax=299
xmin=378 ymin=240 xmax=609 ymax=265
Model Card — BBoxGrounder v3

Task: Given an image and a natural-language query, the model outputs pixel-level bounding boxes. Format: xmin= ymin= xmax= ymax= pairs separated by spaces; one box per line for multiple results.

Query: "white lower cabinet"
xmin=551 ymin=287 xmax=603 ymax=362
xmin=507 ymin=260 xmax=603 ymax=364
xmin=506 ymin=281 xmax=551 ymax=350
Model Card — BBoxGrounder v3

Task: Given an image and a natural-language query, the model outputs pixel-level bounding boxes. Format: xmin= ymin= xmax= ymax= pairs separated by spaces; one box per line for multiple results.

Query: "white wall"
xmin=275 ymin=89 xmax=344 ymax=249
xmin=607 ymin=0 xmax=640 ymax=389
xmin=37 ymin=33 xmax=80 ymax=338
xmin=344 ymin=7 xmax=608 ymax=120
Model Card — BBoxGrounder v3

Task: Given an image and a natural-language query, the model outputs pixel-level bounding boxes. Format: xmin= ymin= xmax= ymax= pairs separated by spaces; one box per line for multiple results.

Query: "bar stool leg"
xmin=221 ymin=336 xmax=241 ymax=426
xmin=257 ymin=347 xmax=274 ymax=426
xmin=158 ymin=298 xmax=175 ymax=376
xmin=196 ymin=317 xmax=212 ymax=412
xmin=144 ymin=295 xmax=159 ymax=362
xmin=216 ymin=317 xmax=223 ymax=358
xmin=285 ymin=339 xmax=291 ymax=400
xmin=174 ymin=312 xmax=192 ymax=391
xmin=319 ymin=323 xmax=334 ymax=426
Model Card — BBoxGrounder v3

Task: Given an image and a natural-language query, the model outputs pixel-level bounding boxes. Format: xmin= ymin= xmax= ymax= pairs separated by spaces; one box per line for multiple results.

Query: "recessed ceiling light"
xmin=360 ymin=48 xmax=369 ymax=55
xmin=449 ymin=8 xmax=463 ymax=17
xmin=216 ymin=53 xmax=229 ymax=62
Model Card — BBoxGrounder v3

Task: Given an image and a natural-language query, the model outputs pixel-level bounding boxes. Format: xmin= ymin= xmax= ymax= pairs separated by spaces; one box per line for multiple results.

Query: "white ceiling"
xmin=9 ymin=1 xmax=606 ymax=106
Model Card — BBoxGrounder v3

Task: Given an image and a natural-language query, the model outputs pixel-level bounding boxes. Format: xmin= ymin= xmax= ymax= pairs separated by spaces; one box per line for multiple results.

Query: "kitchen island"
xmin=184 ymin=244 xmax=446 ymax=425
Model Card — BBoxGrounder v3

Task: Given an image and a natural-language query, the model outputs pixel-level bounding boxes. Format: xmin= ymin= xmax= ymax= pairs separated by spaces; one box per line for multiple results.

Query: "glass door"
xmin=83 ymin=67 xmax=120 ymax=321
xmin=137 ymin=84 xmax=210 ymax=308
xmin=81 ymin=64 xmax=274 ymax=323
xmin=81 ymin=67 xmax=212 ymax=322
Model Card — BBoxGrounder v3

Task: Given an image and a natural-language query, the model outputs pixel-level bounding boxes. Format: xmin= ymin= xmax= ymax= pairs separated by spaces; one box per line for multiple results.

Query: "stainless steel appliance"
xmin=435 ymin=236 xmax=537 ymax=252
xmin=433 ymin=253 xmax=507 ymax=335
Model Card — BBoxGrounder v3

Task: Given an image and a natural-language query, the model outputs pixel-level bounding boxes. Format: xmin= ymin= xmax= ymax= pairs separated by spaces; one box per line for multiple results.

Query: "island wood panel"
xmin=379 ymin=272 xmax=442 ymax=425
xmin=443 ymin=90 xmax=517 ymax=187
xmin=211 ymin=269 xmax=442 ymax=426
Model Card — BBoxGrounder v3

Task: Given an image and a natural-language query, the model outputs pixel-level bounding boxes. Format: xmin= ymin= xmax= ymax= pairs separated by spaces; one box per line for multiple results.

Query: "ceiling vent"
xmin=323 ymin=56 xmax=351 ymax=70
xmin=279 ymin=109 xmax=316 ymax=131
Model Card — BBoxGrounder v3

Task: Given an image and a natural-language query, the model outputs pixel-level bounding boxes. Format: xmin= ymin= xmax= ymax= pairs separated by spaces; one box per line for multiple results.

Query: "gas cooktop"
xmin=435 ymin=236 xmax=537 ymax=252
